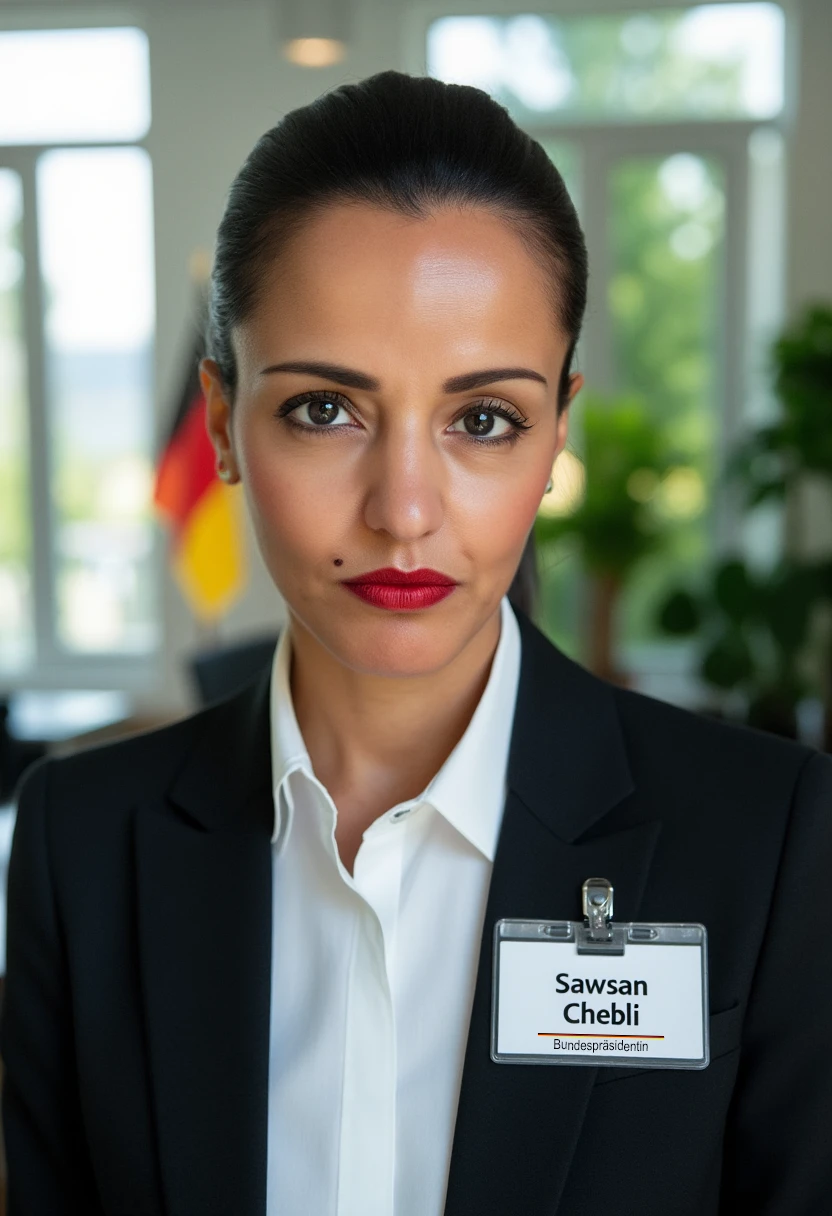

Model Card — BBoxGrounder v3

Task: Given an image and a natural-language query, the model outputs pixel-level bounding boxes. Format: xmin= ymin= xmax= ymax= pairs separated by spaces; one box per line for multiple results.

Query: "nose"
xmin=361 ymin=416 xmax=444 ymax=543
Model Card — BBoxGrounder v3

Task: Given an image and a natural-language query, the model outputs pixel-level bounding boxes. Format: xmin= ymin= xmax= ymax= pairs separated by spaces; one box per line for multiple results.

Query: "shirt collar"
xmin=269 ymin=597 xmax=522 ymax=861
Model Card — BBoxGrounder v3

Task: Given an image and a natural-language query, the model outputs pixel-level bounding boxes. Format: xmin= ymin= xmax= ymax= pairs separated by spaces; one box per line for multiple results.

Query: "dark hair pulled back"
xmin=207 ymin=70 xmax=587 ymax=410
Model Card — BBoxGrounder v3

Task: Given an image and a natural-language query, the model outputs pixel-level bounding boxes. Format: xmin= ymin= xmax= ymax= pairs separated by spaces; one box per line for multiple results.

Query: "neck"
xmin=289 ymin=606 xmax=503 ymax=868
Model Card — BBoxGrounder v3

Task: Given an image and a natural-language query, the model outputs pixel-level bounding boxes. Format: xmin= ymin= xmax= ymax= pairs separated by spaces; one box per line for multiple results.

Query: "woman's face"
xmin=202 ymin=202 xmax=582 ymax=677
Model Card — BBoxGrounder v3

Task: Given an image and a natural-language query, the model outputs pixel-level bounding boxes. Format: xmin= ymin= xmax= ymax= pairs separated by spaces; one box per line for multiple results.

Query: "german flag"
xmin=153 ymin=327 xmax=246 ymax=620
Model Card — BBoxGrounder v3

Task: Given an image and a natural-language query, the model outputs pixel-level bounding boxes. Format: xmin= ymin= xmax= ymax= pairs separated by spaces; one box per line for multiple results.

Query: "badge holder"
xmin=491 ymin=878 xmax=709 ymax=1069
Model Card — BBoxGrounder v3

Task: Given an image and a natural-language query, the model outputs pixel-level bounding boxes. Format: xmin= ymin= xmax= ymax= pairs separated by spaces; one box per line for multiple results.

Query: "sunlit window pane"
xmin=37 ymin=147 xmax=157 ymax=654
xmin=428 ymin=4 xmax=784 ymax=122
xmin=0 ymin=28 xmax=150 ymax=145
xmin=609 ymin=154 xmax=725 ymax=644
xmin=0 ymin=170 xmax=33 ymax=670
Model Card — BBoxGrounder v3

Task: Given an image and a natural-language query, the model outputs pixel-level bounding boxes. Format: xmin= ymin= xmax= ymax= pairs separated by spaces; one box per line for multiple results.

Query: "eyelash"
xmin=274 ymin=389 xmax=533 ymax=446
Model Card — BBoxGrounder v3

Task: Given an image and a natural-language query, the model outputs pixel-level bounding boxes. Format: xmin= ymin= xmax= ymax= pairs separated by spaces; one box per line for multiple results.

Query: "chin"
xmin=307 ymin=602 xmax=486 ymax=679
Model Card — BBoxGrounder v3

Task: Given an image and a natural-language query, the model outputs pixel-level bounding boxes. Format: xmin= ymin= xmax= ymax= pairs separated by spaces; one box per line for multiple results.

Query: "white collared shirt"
xmin=266 ymin=597 xmax=521 ymax=1216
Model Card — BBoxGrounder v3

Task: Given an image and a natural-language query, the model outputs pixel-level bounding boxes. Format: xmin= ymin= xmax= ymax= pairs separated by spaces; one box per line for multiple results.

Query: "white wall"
xmin=2 ymin=0 xmax=830 ymax=713
xmin=784 ymin=0 xmax=832 ymax=558
xmin=787 ymin=0 xmax=832 ymax=310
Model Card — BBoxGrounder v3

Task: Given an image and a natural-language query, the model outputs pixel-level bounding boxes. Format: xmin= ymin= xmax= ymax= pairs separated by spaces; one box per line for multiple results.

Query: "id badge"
xmin=492 ymin=878 xmax=709 ymax=1070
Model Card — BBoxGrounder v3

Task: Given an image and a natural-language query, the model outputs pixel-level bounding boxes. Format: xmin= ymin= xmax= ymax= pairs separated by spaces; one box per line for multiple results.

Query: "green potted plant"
xmin=535 ymin=393 xmax=678 ymax=683
xmin=658 ymin=304 xmax=832 ymax=744
xmin=729 ymin=304 xmax=832 ymax=505
xmin=659 ymin=557 xmax=832 ymax=737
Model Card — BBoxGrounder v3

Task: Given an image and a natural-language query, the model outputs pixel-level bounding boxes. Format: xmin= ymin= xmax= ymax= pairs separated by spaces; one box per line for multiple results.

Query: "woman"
xmin=1 ymin=71 xmax=829 ymax=1216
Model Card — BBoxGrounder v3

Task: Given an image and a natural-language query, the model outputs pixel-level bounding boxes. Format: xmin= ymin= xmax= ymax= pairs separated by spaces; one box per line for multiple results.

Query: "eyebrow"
xmin=259 ymin=360 xmax=548 ymax=393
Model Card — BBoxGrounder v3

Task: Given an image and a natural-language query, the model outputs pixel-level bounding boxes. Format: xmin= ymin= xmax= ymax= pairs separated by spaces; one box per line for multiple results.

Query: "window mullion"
xmin=713 ymin=143 xmax=750 ymax=557
xmin=579 ymin=136 xmax=616 ymax=395
xmin=19 ymin=153 xmax=60 ymax=668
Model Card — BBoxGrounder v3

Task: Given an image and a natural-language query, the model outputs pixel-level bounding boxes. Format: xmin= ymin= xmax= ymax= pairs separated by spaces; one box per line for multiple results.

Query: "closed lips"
xmin=344 ymin=568 xmax=456 ymax=587
xmin=341 ymin=568 xmax=458 ymax=610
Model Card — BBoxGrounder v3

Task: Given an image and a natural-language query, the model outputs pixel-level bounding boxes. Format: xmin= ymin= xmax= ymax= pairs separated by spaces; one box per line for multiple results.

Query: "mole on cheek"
xmin=333 ymin=559 xmax=343 ymax=567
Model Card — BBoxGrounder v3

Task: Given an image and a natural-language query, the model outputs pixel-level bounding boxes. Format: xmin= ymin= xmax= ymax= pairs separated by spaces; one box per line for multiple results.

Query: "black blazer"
xmin=2 ymin=610 xmax=830 ymax=1215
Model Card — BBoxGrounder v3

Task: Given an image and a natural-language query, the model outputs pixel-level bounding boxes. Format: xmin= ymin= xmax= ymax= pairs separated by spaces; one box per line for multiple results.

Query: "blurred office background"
xmin=0 ymin=2 xmax=830 ymax=1190
xmin=1 ymin=0 xmax=831 ymax=802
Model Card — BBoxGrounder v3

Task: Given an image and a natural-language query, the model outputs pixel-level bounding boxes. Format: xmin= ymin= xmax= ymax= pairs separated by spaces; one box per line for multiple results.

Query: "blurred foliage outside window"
xmin=608 ymin=154 xmax=723 ymax=648
xmin=529 ymin=149 xmax=723 ymax=663
xmin=430 ymin=7 xmax=781 ymax=675
xmin=428 ymin=5 xmax=784 ymax=123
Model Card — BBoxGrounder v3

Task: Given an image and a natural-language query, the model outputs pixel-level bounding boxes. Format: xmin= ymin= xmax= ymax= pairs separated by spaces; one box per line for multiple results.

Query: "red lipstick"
xmin=341 ymin=567 xmax=458 ymax=611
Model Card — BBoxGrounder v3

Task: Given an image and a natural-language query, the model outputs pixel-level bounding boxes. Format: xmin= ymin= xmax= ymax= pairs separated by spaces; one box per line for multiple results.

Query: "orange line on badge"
xmin=538 ymin=1032 xmax=665 ymax=1039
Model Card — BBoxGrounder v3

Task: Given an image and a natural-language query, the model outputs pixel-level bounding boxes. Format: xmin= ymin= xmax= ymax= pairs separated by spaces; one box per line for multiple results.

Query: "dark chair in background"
xmin=188 ymin=633 xmax=279 ymax=708
xmin=0 ymin=702 xmax=47 ymax=806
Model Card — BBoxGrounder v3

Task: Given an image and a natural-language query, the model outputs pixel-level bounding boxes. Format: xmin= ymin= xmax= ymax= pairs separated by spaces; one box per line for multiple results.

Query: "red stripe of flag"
xmin=153 ymin=388 xmax=216 ymax=541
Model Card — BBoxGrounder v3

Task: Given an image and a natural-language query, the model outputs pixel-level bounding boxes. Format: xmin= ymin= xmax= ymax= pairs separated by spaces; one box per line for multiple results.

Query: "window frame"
xmin=0 ymin=18 xmax=159 ymax=694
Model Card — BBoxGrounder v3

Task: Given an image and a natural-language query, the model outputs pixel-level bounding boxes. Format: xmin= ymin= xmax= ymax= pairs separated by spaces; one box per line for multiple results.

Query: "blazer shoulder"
xmin=13 ymin=670 xmax=265 ymax=814
xmin=610 ymin=679 xmax=819 ymax=803
xmin=514 ymin=606 xmax=816 ymax=791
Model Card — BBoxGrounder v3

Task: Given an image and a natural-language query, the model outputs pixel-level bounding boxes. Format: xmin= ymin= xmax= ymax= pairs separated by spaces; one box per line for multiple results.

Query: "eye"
xmin=295 ymin=396 xmax=350 ymax=426
xmin=447 ymin=401 xmax=529 ymax=441
xmin=450 ymin=409 xmax=512 ymax=438
xmin=277 ymin=390 xmax=358 ymax=430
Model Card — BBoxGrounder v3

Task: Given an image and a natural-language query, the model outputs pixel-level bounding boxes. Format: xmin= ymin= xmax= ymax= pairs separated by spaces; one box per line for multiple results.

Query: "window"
xmin=0 ymin=27 xmax=156 ymax=681
xmin=427 ymin=4 xmax=786 ymax=679
xmin=609 ymin=152 xmax=725 ymax=646
xmin=428 ymin=5 xmax=784 ymax=122
xmin=0 ymin=28 xmax=151 ymax=144
xmin=0 ymin=170 xmax=30 ymax=667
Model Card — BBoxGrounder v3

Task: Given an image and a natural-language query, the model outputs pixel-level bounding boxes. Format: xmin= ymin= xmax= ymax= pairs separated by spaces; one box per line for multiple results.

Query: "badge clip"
xmin=577 ymin=876 xmax=625 ymax=955
xmin=491 ymin=884 xmax=710 ymax=1069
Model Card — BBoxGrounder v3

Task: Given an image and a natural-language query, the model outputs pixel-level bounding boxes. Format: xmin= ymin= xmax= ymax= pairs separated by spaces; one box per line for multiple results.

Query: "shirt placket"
xmin=334 ymin=809 xmax=408 ymax=1216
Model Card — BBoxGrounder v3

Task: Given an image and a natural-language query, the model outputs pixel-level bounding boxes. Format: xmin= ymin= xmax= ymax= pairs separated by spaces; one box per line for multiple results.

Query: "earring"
xmin=217 ymin=460 xmax=231 ymax=482
xmin=545 ymin=477 xmax=554 ymax=494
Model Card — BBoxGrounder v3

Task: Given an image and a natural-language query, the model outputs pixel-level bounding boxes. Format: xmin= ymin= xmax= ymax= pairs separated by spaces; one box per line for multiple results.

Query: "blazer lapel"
xmin=135 ymin=668 xmax=274 ymax=1216
xmin=132 ymin=612 xmax=656 ymax=1216
xmin=445 ymin=611 xmax=661 ymax=1216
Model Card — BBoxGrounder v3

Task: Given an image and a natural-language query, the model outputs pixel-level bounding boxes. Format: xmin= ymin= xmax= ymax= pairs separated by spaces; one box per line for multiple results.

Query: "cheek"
xmin=451 ymin=453 xmax=551 ymax=569
xmin=464 ymin=484 xmax=542 ymax=565
xmin=237 ymin=434 xmax=356 ymax=570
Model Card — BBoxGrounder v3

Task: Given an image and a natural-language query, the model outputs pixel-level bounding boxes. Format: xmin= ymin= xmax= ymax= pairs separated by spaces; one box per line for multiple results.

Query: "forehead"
xmin=235 ymin=202 xmax=567 ymax=380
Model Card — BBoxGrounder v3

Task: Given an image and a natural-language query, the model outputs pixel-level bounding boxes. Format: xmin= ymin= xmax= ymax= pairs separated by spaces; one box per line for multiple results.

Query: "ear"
xmin=554 ymin=372 xmax=584 ymax=458
xmin=200 ymin=358 xmax=240 ymax=483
